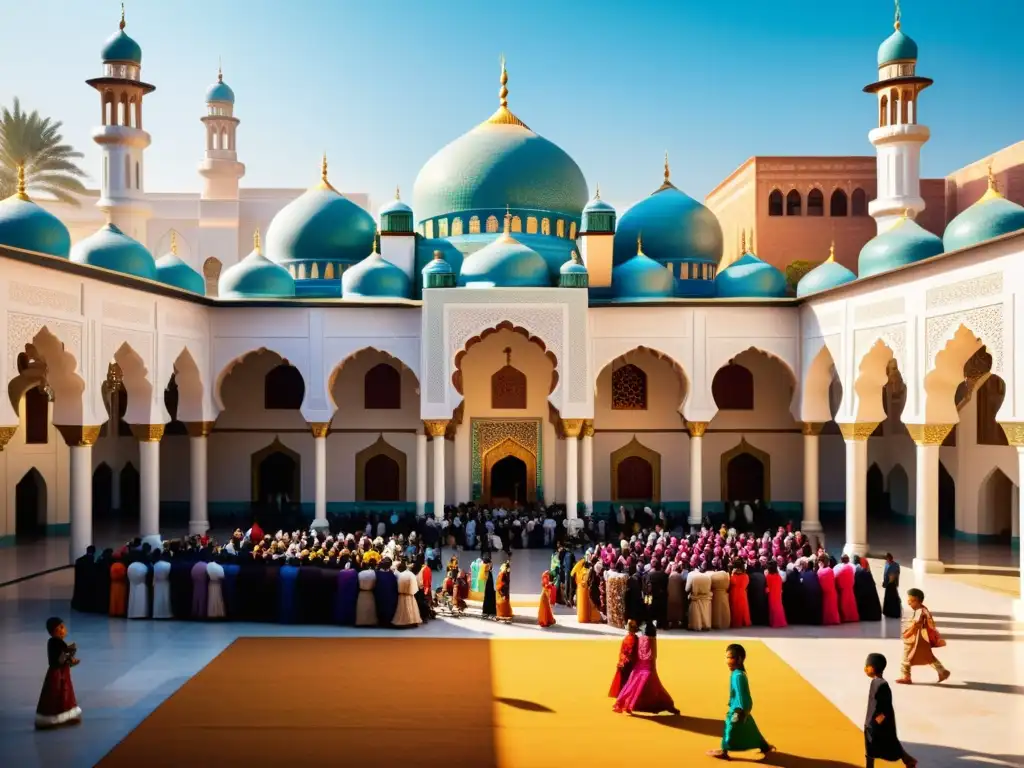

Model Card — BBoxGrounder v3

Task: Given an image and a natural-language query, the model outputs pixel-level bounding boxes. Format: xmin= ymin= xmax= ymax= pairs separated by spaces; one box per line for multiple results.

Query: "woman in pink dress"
xmin=613 ymin=622 xmax=680 ymax=715
xmin=817 ymin=560 xmax=841 ymax=625
xmin=834 ymin=554 xmax=860 ymax=623
xmin=765 ymin=561 xmax=787 ymax=628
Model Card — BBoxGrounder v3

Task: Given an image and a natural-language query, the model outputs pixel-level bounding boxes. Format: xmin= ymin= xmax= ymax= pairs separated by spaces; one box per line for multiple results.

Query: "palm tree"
xmin=0 ymin=98 xmax=88 ymax=205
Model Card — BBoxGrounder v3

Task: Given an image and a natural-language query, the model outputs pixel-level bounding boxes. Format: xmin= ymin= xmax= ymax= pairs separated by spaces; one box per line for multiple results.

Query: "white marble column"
xmin=581 ymin=420 xmax=594 ymax=515
xmin=57 ymin=426 xmax=101 ymax=561
xmin=801 ymin=422 xmax=825 ymax=534
xmin=687 ymin=422 xmax=708 ymax=527
xmin=415 ymin=431 xmax=428 ymax=518
xmin=997 ymin=424 xmax=1024 ymax=619
xmin=907 ymin=424 xmax=953 ymax=574
xmin=838 ymin=422 xmax=876 ymax=557
xmin=424 ymin=420 xmax=449 ymax=520
xmin=310 ymin=422 xmax=330 ymax=531
xmin=562 ymin=419 xmax=583 ymax=518
xmin=186 ymin=422 xmax=213 ymax=535
xmin=132 ymin=424 xmax=164 ymax=544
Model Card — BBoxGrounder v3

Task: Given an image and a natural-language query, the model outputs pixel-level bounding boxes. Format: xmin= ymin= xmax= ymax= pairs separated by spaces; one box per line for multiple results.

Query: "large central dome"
xmin=413 ymin=64 xmax=588 ymax=223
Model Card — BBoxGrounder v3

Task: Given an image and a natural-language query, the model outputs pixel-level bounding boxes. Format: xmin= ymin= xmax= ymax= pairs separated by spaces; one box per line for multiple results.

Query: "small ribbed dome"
xmin=71 ymin=223 xmax=156 ymax=279
xmin=558 ymin=251 xmax=588 ymax=288
xmin=583 ymin=190 xmax=615 ymax=215
xmin=859 ymin=214 xmax=943 ymax=278
xmin=878 ymin=26 xmax=918 ymax=66
xmin=155 ymin=233 xmax=205 ymax=294
xmin=422 ymin=251 xmax=454 ymax=276
xmin=943 ymin=171 xmax=1024 ymax=252
xmin=219 ymin=231 xmax=296 ymax=299
xmin=612 ymin=236 xmax=673 ymax=301
xmin=796 ymin=245 xmax=856 ymax=298
xmin=341 ymin=239 xmax=411 ymax=299
xmin=715 ymin=250 xmax=786 ymax=298
xmin=457 ymin=210 xmax=550 ymax=288
xmin=205 ymin=70 xmax=235 ymax=103
xmin=102 ymin=13 xmax=142 ymax=64
xmin=0 ymin=169 xmax=71 ymax=257
xmin=379 ymin=191 xmax=412 ymax=217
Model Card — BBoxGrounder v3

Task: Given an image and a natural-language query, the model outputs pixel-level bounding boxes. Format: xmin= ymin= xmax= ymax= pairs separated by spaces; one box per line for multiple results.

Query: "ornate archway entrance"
xmin=721 ymin=438 xmax=771 ymax=504
xmin=251 ymin=438 xmax=301 ymax=503
xmin=482 ymin=438 xmax=537 ymax=505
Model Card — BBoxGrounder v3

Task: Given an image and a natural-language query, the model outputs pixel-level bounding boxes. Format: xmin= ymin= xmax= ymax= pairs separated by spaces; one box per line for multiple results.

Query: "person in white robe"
xmin=152 ymin=558 xmax=172 ymax=619
xmin=206 ymin=560 xmax=226 ymax=619
xmin=355 ymin=568 xmax=378 ymax=626
xmin=392 ymin=565 xmax=422 ymax=627
xmin=126 ymin=560 xmax=149 ymax=619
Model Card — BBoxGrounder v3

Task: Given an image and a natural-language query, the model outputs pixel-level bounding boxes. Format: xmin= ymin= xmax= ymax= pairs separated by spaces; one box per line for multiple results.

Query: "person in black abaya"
xmin=881 ymin=553 xmax=903 ymax=619
xmin=853 ymin=556 xmax=883 ymax=622
xmin=170 ymin=553 xmax=194 ymax=619
xmin=624 ymin=568 xmax=646 ymax=626
xmin=72 ymin=547 xmax=96 ymax=613
xmin=481 ymin=558 xmax=497 ymax=619
xmin=374 ymin=558 xmax=399 ymax=626
xmin=295 ymin=563 xmax=320 ymax=624
xmin=863 ymin=653 xmax=917 ymax=767
xmin=781 ymin=565 xmax=806 ymax=624
xmin=645 ymin=559 xmax=669 ymax=629
xmin=799 ymin=561 xmax=823 ymax=625
xmin=91 ymin=551 xmax=113 ymax=614
xmin=746 ymin=566 xmax=769 ymax=626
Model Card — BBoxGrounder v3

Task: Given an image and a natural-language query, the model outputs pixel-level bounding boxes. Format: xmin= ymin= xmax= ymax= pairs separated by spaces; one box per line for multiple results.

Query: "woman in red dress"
xmin=608 ymin=620 xmax=639 ymax=698
xmin=818 ymin=560 xmax=841 ymax=626
xmin=613 ymin=622 xmax=679 ymax=715
xmin=765 ymin=560 xmax=787 ymax=628
xmin=538 ymin=571 xmax=556 ymax=627
xmin=36 ymin=617 xmax=82 ymax=729
xmin=729 ymin=560 xmax=752 ymax=628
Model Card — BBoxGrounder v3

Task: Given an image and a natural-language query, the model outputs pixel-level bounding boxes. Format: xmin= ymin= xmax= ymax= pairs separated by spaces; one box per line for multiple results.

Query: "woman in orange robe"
xmin=729 ymin=560 xmax=752 ymax=628
xmin=538 ymin=571 xmax=556 ymax=627
xmin=575 ymin=562 xmax=602 ymax=623
xmin=496 ymin=562 xmax=514 ymax=622
xmin=108 ymin=559 xmax=128 ymax=618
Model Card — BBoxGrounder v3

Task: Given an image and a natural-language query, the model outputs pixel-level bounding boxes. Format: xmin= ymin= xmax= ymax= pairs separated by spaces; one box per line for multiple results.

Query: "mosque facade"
xmin=1 ymin=9 xmax=1023 ymax=614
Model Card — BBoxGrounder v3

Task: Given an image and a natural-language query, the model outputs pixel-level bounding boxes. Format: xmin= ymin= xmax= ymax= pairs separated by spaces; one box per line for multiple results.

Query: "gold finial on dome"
xmin=827 ymin=241 xmax=835 ymax=263
xmin=482 ymin=56 xmax=530 ymax=130
xmin=13 ymin=163 xmax=29 ymax=201
xmin=170 ymin=230 xmax=178 ymax=255
xmin=499 ymin=54 xmax=508 ymax=109
xmin=656 ymin=151 xmax=676 ymax=192
xmin=395 ymin=185 xmax=401 ymax=200
xmin=496 ymin=204 xmax=519 ymax=244
xmin=316 ymin=152 xmax=337 ymax=192
xmin=253 ymin=228 xmax=262 ymax=254
xmin=894 ymin=0 xmax=901 ymax=30
xmin=218 ymin=58 xmax=223 ymax=83
xmin=371 ymin=233 xmax=380 ymax=254
xmin=120 ymin=3 xmax=126 ymax=31
xmin=433 ymin=249 xmax=444 ymax=261
xmin=595 ymin=183 xmax=601 ymax=200
xmin=571 ymin=250 xmax=582 ymax=264
xmin=739 ymin=228 xmax=746 ymax=254
xmin=979 ymin=160 xmax=1004 ymax=203
xmin=637 ymin=231 xmax=644 ymax=255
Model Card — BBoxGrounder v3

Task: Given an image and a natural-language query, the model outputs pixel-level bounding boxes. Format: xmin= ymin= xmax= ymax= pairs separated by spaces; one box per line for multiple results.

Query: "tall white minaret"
xmin=865 ymin=0 xmax=933 ymax=233
xmin=86 ymin=5 xmax=153 ymax=242
xmin=198 ymin=63 xmax=245 ymax=200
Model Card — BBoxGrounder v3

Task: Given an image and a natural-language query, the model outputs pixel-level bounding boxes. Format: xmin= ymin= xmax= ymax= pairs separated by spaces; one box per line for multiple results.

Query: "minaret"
xmin=378 ymin=185 xmax=416 ymax=283
xmin=579 ymin=183 xmax=616 ymax=288
xmin=198 ymin=63 xmax=245 ymax=200
xmin=864 ymin=0 xmax=933 ymax=233
xmin=86 ymin=5 xmax=154 ymax=242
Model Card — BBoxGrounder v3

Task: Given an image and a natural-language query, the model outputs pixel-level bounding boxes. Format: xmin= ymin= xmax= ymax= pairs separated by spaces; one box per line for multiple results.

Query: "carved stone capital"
xmin=999 ymin=422 xmax=1024 ymax=447
xmin=0 ymin=425 xmax=17 ymax=451
xmin=131 ymin=423 xmax=165 ymax=442
xmin=561 ymin=418 xmax=585 ymax=438
xmin=581 ymin=419 xmax=595 ymax=438
xmin=56 ymin=425 xmax=102 ymax=447
xmin=687 ymin=421 xmax=709 ymax=438
xmin=801 ymin=422 xmax=827 ymax=437
xmin=837 ymin=422 xmax=879 ymax=441
xmin=309 ymin=422 xmax=331 ymax=439
xmin=423 ymin=419 xmax=450 ymax=438
xmin=905 ymin=423 xmax=954 ymax=446
xmin=185 ymin=421 xmax=216 ymax=438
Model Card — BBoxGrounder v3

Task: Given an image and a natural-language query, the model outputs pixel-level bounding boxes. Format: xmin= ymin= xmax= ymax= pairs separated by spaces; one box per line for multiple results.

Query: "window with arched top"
xmin=830 ymin=189 xmax=848 ymax=217
xmin=712 ymin=363 xmax=754 ymax=410
xmin=768 ymin=189 xmax=783 ymax=216
xmin=851 ymin=188 xmax=868 ymax=216
xmin=135 ymin=162 xmax=140 ymax=190
xmin=541 ymin=218 xmax=551 ymax=235
xmin=424 ymin=220 xmax=434 ymax=238
xmin=491 ymin=363 xmax=527 ymax=409
xmin=364 ymin=363 xmax=402 ymax=409
xmin=485 ymin=215 xmax=499 ymax=233
xmin=451 ymin=217 xmax=463 ymax=236
xmin=526 ymin=216 xmax=538 ymax=234
xmin=468 ymin=216 xmax=481 ymax=234
xmin=569 ymin=222 xmax=577 ymax=239
xmin=203 ymin=257 xmax=222 ymax=297
xmin=611 ymin=363 xmax=647 ymax=410
xmin=310 ymin=263 xmax=320 ymax=279
xmin=511 ymin=215 xmax=522 ymax=233
xmin=438 ymin=218 xmax=448 ymax=237
xmin=880 ymin=95 xmax=888 ymax=127
xmin=807 ymin=189 xmax=824 ymax=216
xmin=264 ymin=363 xmax=305 ymax=410
xmin=556 ymin=219 xmax=565 ymax=238
xmin=324 ymin=263 xmax=335 ymax=279
xmin=785 ymin=190 xmax=802 ymax=216
xmin=890 ymin=89 xmax=899 ymax=125
xmin=297 ymin=263 xmax=307 ymax=279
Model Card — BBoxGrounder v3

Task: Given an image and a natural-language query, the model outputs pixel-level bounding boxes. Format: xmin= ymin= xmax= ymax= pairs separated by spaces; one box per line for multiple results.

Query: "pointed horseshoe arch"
xmin=355 ymin=435 xmax=407 ymax=502
xmin=482 ymin=437 xmax=537 ymax=504
xmin=720 ymin=438 xmax=772 ymax=504
xmin=610 ymin=437 xmax=661 ymax=503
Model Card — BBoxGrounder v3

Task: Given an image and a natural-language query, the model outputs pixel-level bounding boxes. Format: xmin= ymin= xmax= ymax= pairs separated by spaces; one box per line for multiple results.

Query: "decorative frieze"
xmin=998 ymin=422 xmax=1024 ymax=447
xmin=925 ymin=273 xmax=1002 ymax=311
xmin=8 ymin=281 xmax=80 ymax=314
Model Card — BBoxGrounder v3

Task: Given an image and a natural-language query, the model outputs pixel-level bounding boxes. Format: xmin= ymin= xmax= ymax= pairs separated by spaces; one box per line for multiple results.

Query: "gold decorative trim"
xmin=482 ymin=438 xmax=537 ymax=504
xmin=130 ymin=423 xmax=165 ymax=442
xmin=0 ymin=425 xmax=18 ymax=450
xmin=581 ymin=419 xmax=595 ymax=438
xmin=837 ymin=422 xmax=879 ymax=441
xmin=309 ymin=421 xmax=331 ymax=439
xmin=251 ymin=438 xmax=301 ymax=503
xmin=355 ymin=435 xmax=407 ymax=502
xmin=561 ymin=418 xmax=584 ymax=438
xmin=720 ymin=437 xmax=771 ymax=504
xmin=423 ymin=419 xmax=449 ymax=438
xmin=185 ymin=421 xmax=215 ymax=438
xmin=686 ymin=421 xmax=709 ymax=438
xmin=998 ymin=422 xmax=1024 ymax=447
xmin=905 ymin=423 xmax=955 ymax=446
xmin=610 ymin=437 xmax=661 ymax=503
xmin=55 ymin=425 xmax=102 ymax=447
xmin=801 ymin=422 xmax=827 ymax=436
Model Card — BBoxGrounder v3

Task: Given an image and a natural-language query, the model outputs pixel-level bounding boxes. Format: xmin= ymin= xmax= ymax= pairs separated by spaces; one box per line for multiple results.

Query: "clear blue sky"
xmin=1 ymin=0 xmax=1021 ymax=213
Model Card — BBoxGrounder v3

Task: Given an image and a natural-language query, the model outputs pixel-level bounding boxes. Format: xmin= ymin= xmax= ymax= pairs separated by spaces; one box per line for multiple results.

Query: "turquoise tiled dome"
xmin=715 ymin=252 xmax=786 ymax=298
xmin=0 ymin=179 xmax=71 ymax=258
xmin=264 ymin=161 xmax=376 ymax=270
xmin=878 ymin=27 xmax=918 ymax=66
xmin=219 ymin=233 xmax=295 ymax=299
xmin=457 ymin=212 xmax=550 ymax=288
xmin=583 ymin=192 xmax=615 ymax=215
xmin=379 ymin=196 xmax=412 ymax=217
xmin=859 ymin=215 xmax=943 ymax=277
xmin=558 ymin=251 xmax=588 ymax=288
xmin=205 ymin=74 xmax=235 ymax=104
xmin=943 ymin=177 xmax=1024 ymax=253
xmin=421 ymin=248 xmax=456 ymax=290
xmin=796 ymin=249 xmax=856 ymax=298
xmin=155 ymin=236 xmax=204 ymax=294
xmin=341 ymin=241 xmax=411 ymax=299
xmin=102 ymin=16 xmax=142 ymax=64
xmin=613 ymin=163 xmax=723 ymax=268
xmin=412 ymin=66 xmax=587 ymax=222
xmin=71 ymin=223 xmax=156 ymax=280
xmin=612 ymin=239 xmax=673 ymax=301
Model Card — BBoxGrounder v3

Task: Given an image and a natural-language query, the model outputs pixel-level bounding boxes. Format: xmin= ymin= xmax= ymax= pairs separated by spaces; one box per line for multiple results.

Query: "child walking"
xmin=707 ymin=643 xmax=775 ymax=760
xmin=864 ymin=653 xmax=917 ymax=767
xmin=35 ymin=617 xmax=82 ymax=729
xmin=897 ymin=588 xmax=950 ymax=684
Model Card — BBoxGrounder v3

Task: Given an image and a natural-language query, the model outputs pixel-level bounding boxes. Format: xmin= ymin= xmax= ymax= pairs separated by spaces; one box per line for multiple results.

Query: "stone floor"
xmin=1 ymin=518 xmax=1022 ymax=767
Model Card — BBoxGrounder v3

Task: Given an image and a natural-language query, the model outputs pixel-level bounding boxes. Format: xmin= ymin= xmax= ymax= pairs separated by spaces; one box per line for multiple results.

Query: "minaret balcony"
xmin=91 ymin=125 xmax=151 ymax=149
xmin=868 ymin=123 xmax=930 ymax=146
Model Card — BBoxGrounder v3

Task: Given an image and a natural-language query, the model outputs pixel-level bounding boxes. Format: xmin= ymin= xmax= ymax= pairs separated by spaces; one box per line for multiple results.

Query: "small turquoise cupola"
xmin=155 ymin=232 xmax=205 ymax=294
xmin=341 ymin=235 xmax=411 ymax=299
xmin=581 ymin=185 xmax=616 ymax=234
xmin=943 ymin=165 xmax=1024 ymax=252
xmin=219 ymin=229 xmax=296 ymax=299
xmin=71 ymin=221 xmax=156 ymax=280
xmin=612 ymin=233 xmax=673 ymax=301
xmin=205 ymin=65 xmax=235 ymax=104
xmin=796 ymin=242 xmax=856 ymax=298
xmin=0 ymin=165 xmax=71 ymax=258
xmin=102 ymin=6 xmax=142 ymax=64
xmin=715 ymin=232 xmax=786 ymax=298
xmin=558 ymin=251 xmax=589 ymax=288
xmin=422 ymin=249 xmax=457 ymax=289
xmin=379 ymin=186 xmax=414 ymax=234
xmin=457 ymin=207 xmax=550 ymax=288
xmin=859 ymin=210 xmax=943 ymax=277
xmin=877 ymin=4 xmax=918 ymax=66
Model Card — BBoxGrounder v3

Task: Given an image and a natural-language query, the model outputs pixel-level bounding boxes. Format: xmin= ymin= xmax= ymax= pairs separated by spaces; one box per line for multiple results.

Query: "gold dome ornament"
xmin=482 ymin=55 xmax=530 ymax=130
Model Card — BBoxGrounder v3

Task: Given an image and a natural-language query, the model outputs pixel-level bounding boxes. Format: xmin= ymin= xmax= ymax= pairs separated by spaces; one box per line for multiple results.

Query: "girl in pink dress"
xmin=613 ymin=622 xmax=680 ymax=715
xmin=765 ymin=561 xmax=787 ymax=628
xmin=818 ymin=560 xmax=841 ymax=625
xmin=834 ymin=554 xmax=860 ymax=623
